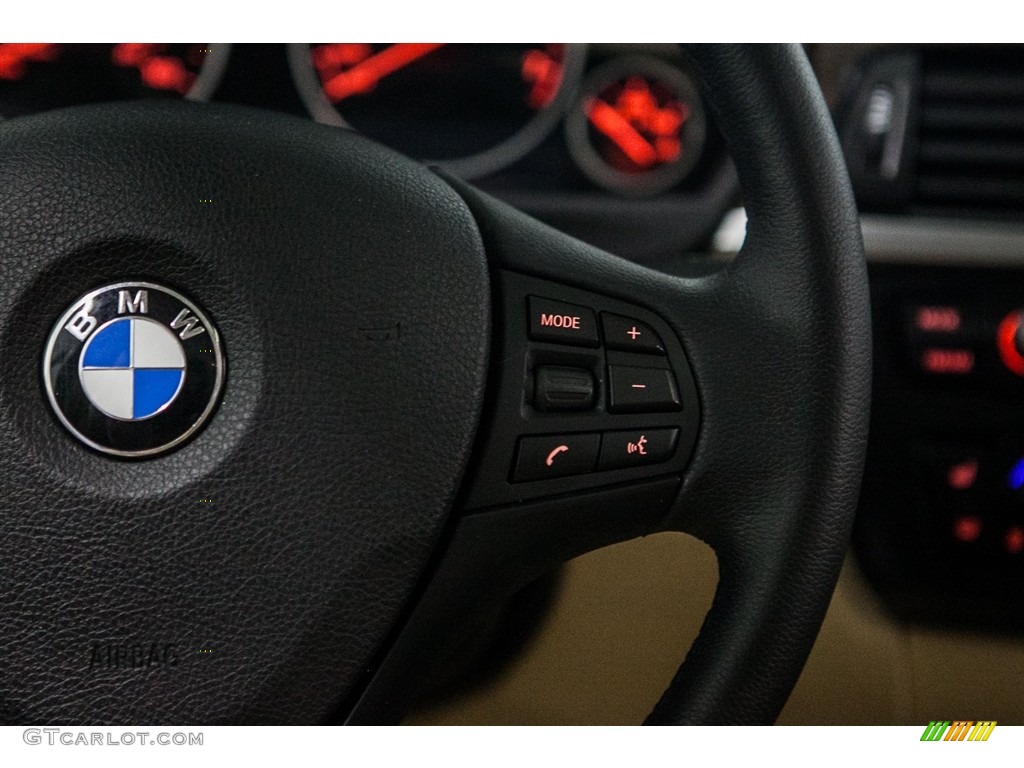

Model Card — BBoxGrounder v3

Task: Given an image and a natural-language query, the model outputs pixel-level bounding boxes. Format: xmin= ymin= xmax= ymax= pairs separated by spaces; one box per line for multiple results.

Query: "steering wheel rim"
xmin=647 ymin=43 xmax=871 ymax=723
xmin=0 ymin=44 xmax=869 ymax=725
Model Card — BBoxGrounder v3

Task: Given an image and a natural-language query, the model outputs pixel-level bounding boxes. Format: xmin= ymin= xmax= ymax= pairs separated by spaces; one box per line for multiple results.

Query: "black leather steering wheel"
xmin=0 ymin=44 xmax=869 ymax=724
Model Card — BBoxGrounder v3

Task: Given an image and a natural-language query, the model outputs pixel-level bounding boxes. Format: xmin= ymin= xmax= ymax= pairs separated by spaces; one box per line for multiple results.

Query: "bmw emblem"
xmin=42 ymin=282 xmax=225 ymax=457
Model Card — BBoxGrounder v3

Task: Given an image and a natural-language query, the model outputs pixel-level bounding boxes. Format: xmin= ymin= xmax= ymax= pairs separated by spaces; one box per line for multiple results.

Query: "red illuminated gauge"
xmin=288 ymin=43 xmax=586 ymax=179
xmin=565 ymin=56 xmax=707 ymax=197
xmin=0 ymin=44 xmax=230 ymax=119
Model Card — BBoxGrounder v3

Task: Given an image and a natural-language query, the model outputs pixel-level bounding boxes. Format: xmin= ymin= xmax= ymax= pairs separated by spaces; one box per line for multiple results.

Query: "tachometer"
xmin=288 ymin=43 xmax=586 ymax=179
xmin=0 ymin=44 xmax=230 ymax=119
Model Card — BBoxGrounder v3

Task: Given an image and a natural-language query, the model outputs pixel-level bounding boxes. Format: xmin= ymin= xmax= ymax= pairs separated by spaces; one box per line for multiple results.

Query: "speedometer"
xmin=288 ymin=43 xmax=586 ymax=179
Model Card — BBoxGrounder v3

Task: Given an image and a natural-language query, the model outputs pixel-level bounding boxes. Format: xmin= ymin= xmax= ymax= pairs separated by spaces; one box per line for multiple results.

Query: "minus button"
xmin=608 ymin=365 xmax=681 ymax=413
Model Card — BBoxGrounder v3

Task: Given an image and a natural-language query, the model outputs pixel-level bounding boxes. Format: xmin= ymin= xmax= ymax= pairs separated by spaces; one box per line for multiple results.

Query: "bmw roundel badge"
xmin=43 ymin=282 xmax=225 ymax=457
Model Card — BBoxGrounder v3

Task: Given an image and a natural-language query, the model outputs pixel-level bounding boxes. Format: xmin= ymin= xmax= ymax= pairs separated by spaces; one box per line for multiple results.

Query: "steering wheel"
xmin=0 ymin=44 xmax=869 ymax=724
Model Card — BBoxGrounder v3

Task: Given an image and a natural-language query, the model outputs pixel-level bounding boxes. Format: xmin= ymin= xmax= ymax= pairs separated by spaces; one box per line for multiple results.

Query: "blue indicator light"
xmin=1008 ymin=457 xmax=1024 ymax=491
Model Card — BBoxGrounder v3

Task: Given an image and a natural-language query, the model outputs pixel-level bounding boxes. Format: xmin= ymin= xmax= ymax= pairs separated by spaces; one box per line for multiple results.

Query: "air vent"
xmin=840 ymin=46 xmax=1024 ymax=219
xmin=838 ymin=51 xmax=919 ymax=212
xmin=916 ymin=46 xmax=1024 ymax=215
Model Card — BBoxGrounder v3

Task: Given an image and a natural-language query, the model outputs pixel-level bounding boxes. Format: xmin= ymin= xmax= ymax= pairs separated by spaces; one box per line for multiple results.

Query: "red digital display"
xmin=915 ymin=305 xmax=961 ymax=333
xmin=921 ymin=348 xmax=975 ymax=375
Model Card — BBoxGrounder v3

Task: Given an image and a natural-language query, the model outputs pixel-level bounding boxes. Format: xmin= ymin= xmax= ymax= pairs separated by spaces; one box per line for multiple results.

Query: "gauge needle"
xmin=324 ymin=43 xmax=445 ymax=103
xmin=586 ymin=98 xmax=658 ymax=169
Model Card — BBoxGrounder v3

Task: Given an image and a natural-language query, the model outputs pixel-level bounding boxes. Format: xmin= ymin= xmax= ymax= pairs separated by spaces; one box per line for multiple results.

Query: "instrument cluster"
xmin=0 ymin=43 xmax=734 ymax=258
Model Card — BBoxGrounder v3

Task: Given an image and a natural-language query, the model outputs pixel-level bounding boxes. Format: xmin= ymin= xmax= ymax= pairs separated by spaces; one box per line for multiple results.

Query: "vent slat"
xmin=913 ymin=48 xmax=1024 ymax=215
xmin=921 ymin=103 xmax=1024 ymax=133
xmin=919 ymin=139 xmax=1024 ymax=168
xmin=924 ymin=71 xmax=1024 ymax=102
xmin=917 ymin=175 xmax=1024 ymax=207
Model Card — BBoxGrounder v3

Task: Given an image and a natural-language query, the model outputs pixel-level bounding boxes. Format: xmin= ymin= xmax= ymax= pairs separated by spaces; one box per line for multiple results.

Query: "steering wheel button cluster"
xmin=527 ymin=296 xmax=599 ymax=347
xmin=598 ymin=428 xmax=679 ymax=470
xmin=608 ymin=365 xmax=681 ymax=413
xmin=471 ymin=272 xmax=700 ymax=506
xmin=601 ymin=312 xmax=664 ymax=354
xmin=512 ymin=433 xmax=600 ymax=482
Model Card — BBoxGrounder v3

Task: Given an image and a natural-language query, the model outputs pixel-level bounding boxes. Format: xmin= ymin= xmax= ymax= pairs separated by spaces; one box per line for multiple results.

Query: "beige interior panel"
xmin=408 ymin=532 xmax=1024 ymax=725
xmin=783 ymin=563 xmax=1024 ymax=725
xmin=406 ymin=532 xmax=717 ymax=725
xmin=905 ymin=628 xmax=1024 ymax=724
xmin=777 ymin=559 xmax=915 ymax=724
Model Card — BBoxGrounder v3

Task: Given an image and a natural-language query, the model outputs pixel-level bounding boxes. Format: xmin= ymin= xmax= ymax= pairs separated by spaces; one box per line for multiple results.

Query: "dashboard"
xmin=0 ymin=43 xmax=736 ymax=261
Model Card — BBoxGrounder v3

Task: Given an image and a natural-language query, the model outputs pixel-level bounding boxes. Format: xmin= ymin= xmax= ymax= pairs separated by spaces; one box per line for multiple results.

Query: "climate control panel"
xmin=903 ymin=300 xmax=1024 ymax=387
xmin=857 ymin=265 xmax=1024 ymax=631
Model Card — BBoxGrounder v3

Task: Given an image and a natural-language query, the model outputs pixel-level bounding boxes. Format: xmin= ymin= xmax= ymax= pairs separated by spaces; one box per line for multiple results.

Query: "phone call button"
xmin=512 ymin=433 xmax=600 ymax=482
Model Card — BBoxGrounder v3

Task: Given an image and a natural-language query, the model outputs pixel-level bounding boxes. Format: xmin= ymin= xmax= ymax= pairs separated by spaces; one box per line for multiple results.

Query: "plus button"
xmin=600 ymin=313 xmax=665 ymax=355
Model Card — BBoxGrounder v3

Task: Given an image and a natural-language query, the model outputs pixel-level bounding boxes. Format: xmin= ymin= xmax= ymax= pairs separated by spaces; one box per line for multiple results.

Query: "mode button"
xmin=528 ymin=296 xmax=599 ymax=347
